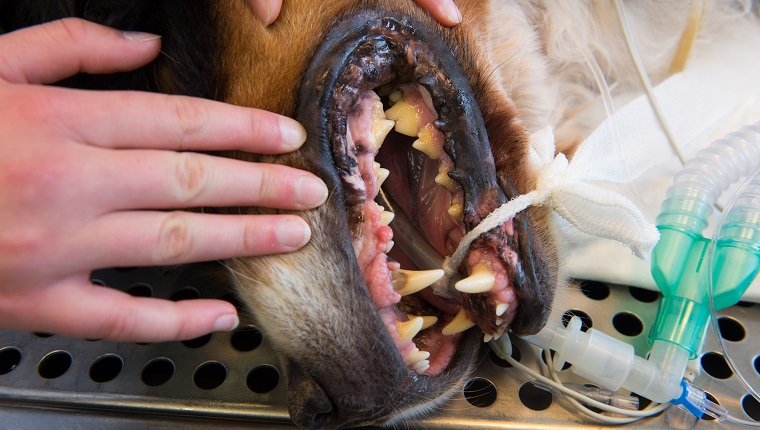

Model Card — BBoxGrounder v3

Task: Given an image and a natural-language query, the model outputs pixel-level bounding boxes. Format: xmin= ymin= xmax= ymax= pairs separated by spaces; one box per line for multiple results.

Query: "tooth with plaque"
xmin=455 ymin=262 xmax=496 ymax=294
xmin=396 ymin=317 xmax=424 ymax=342
xmin=384 ymin=97 xmax=422 ymax=137
xmin=393 ymin=269 xmax=444 ymax=296
xmin=442 ymin=308 xmax=476 ymax=336
xmin=435 ymin=167 xmax=456 ymax=192
xmin=412 ymin=125 xmax=443 ymax=159
xmin=447 ymin=201 xmax=463 ymax=220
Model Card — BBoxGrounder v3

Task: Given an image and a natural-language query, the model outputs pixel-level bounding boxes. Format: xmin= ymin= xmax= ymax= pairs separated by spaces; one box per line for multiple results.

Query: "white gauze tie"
xmin=441 ymin=127 xmax=660 ymax=278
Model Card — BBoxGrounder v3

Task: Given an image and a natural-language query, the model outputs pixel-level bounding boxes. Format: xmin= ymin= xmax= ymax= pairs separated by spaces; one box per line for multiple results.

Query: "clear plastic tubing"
xmin=652 ymin=121 xmax=760 ymax=358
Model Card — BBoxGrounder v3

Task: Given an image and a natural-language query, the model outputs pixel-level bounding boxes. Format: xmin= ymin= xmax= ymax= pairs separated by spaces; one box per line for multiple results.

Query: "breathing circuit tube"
xmin=505 ymin=121 xmax=760 ymax=419
xmin=651 ymin=120 xmax=760 ymax=359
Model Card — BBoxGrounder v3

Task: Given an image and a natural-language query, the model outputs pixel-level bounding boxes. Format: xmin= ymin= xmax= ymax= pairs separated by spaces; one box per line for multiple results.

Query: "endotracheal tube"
xmin=491 ymin=121 xmax=760 ymax=425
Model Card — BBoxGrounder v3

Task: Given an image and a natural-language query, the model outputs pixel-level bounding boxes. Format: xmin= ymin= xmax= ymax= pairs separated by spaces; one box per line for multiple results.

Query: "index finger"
xmin=39 ymin=85 xmax=307 ymax=154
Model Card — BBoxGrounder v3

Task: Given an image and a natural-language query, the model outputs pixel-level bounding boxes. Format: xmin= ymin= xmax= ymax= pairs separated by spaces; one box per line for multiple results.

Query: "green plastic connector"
xmin=650 ymin=226 xmax=760 ymax=359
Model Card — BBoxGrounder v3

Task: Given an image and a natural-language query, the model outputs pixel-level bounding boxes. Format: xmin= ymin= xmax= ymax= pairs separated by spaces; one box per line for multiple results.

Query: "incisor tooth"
xmin=376 ymin=167 xmax=390 ymax=187
xmin=447 ymin=202 xmax=463 ymax=220
xmin=496 ymin=303 xmax=508 ymax=317
xmin=455 ymin=262 xmax=496 ymax=294
xmin=413 ymin=360 xmax=430 ymax=373
xmin=404 ymin=348 xmax=430 ymax=365
xmin=385 ymin=240 xmax=395 ymax=253
xmin=396 ymin=317 xmax=424 ymax=342
xmin=373 ymin=118 xmax=395 ymax=148
xmin=384 ymin=99 xmax=420 ymax=137
xmin=442 ymin=309 xmax=476 ymax=336
xmin=394 ymin=269 xmax=444 ymax=296
xmin=411 ymin=126 xmax=443 ymax=159
xmin=381 ymin=210 xmax=395 ymax=226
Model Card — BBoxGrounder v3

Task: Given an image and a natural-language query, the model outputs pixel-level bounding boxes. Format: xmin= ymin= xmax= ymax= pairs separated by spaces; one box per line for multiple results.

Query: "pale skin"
xmin=0 ymin=0 xmax=460 ymax=343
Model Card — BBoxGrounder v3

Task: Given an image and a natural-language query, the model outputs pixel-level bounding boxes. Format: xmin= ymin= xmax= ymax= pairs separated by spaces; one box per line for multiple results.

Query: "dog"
xmin=2 ymin=1 xmax=757 ymax=428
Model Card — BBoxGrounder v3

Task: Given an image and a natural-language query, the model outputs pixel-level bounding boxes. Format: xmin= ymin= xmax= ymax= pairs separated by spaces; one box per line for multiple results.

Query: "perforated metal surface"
xmin=0 ymin=266 xmax=757 ymax=429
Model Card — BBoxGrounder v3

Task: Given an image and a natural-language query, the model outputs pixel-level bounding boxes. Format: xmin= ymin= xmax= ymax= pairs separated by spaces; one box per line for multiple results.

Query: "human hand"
xmin=248 ymin=0 xmax=462 ymax=27
xmin=0 ymin=19 xmax=328 ymax=342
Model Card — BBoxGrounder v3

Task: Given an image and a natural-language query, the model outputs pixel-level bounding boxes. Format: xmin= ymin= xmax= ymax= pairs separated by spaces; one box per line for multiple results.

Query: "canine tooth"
xmin=447 ymin=202 xmax=463 ymax=220
xmin=396 ymin=317 xmax=424 ymax=342
xmin=442 ymin=309 xmax=476 ymax=336
xmin=381 ymin=210 xmax=395 ymax=226
xmin=411 ymin=127 xmax=442 ymax=159
xmin=394 ymin=269 xmax=444 ymax=296
xmin=413 ymin=360 xmax=430 ymax=373
xmin=413 ymin=315 xmax=438 ymax=330
xmin=454 ymin=262 xmax=496 ymax=294
xmin=435 ymin=170 xmax=456 ymax=192
xmin=483 ymin=333 xmax=494 ymax=343
xmin=496 ymin=303 xmax=508 ymax=317
xmin=384 ymin=99 xmax=421 ymax=137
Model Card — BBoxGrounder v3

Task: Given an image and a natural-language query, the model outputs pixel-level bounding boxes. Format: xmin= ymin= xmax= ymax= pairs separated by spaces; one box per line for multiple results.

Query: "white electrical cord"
xmin=490 ymin=338 xmax=670 ymax=424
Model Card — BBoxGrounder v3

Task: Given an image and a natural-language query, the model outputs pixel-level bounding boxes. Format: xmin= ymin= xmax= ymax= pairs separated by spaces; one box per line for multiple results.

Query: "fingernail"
xmin=444 ymin=1 xmax=462 ymax=24
xmin=279 ymin=118 xmax=307 ymax=150
xmin=122 ymin=31 xmax=162 ymax=42
xmin=213 ymin=313 xmax=239 ymax=332
xmin=276 ymin=218 xmax=311 ymax=249
xmin=296 ymin=175 xmax=329 ymax=207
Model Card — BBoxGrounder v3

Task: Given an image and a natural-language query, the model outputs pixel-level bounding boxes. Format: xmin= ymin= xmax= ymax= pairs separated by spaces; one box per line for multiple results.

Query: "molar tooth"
xmin=411 ymin=127 xmax=442 ymax=159
xmin=442 ymin=309 xmax=476 ymax=336
xmin=435 ymin=169 xmax=456 ymax=192
xmin=394 ymin=269 xmax=444 ymax=296
xmin=447 ymin=202 xmax=463 ymax=221
xmin=454 ymin=262 xmax=496 ymax=294
xmin=384 ymin=99 xmax=421 ymax=137
xmin=495 ymin=303 xmax=508 ymax=317
xmin=381 ymin=210 xmax=395 ymax=226
xmin=396 ymin=317 xmax=424 ymax=342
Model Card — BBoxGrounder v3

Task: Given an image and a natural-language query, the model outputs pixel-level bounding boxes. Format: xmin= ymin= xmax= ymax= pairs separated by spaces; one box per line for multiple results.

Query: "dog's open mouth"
xmin=297 ymin=14 xmax=536 ymax=378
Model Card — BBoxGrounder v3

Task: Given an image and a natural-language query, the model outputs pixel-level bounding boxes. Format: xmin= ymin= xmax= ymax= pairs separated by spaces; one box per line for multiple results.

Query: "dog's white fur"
xmin=484 ymin=0 xmax=759 ymax=154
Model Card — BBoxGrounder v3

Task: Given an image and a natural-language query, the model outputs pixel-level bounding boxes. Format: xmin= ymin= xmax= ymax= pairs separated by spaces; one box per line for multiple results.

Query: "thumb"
xmin=0 ymin=17 xmax=161 ymax=84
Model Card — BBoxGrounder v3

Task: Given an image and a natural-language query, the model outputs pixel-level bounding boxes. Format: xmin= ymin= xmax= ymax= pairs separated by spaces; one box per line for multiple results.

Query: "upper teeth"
xmin=412 ymin=125 xmax=443 ymax=159
xmin=384 ymin=97 xmax=422 ymax=137
xmin=454 ymin=262 xmax=496 ymax=294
